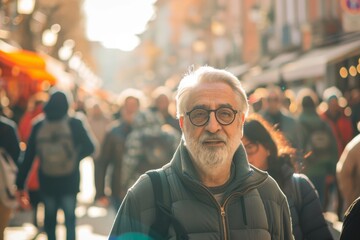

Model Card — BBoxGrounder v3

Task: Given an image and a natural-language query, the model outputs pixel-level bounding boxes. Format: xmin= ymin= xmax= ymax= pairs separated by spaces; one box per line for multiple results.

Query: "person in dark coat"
xmin=243 ymin=113 xmax=333 ymax=240
xmin=0 ymin=116 xmax=20 ymax=240
xmin=16 ymin=90 xmax=95 ymax=240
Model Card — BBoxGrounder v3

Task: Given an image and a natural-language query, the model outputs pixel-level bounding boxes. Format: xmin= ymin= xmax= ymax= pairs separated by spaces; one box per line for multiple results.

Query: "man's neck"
xmin=195 ymin=162 xmax=232 ymax=187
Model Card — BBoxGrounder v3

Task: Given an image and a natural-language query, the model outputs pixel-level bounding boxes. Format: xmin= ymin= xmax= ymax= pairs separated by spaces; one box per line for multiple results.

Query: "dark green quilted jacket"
xmin=109 ymin=141 xmax=294 ymax=240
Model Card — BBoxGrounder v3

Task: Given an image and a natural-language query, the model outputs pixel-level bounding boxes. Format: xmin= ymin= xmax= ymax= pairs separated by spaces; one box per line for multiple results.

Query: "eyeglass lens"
xmin=188 ymin=107 xmax=236 ymax=126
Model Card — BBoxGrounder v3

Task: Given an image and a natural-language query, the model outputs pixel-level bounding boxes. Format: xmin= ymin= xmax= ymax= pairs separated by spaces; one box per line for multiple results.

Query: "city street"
xmin=5 ymin=158 xmax=116 ymax=240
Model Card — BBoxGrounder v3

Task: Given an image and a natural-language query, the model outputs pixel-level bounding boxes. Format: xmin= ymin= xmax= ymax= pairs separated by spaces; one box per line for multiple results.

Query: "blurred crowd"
xmin=0 ymin=80 xmax=360 ymax=239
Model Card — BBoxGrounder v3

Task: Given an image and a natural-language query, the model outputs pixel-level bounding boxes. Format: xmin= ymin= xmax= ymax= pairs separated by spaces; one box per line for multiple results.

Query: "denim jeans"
xmin=42 ymin=193 xmax=77 ymax=240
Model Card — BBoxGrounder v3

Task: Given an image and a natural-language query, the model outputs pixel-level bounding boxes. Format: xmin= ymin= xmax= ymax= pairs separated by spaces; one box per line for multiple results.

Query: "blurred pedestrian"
xmin=243 ymin=113 xmax=333 ymax=240
xmin=248 ymin=87 xmax=268 ymax=113
xmin=120 ymin=109 xmax=180 ymax=198
xmin=17 ymin=92 xmax=48 ymax=231
xmin=109 ymin=66 xmax=293 ymax=239
xmin=321 ymin=86 xmax=354 ymax=155
xmin=283 ymin=89 xmax=297 ymax=114
xmin=85 ymin=99 xmax=112 ymax=206
xmin=295 ymin=88 xmax=338 ymax=210
xmin=16 ymin=90 xmax=95 ymax=240
xmin=97 ymin=88 xmax=144 ymax=209
xmin=260 ymin=85 xmax=299 ymax=149
xmin=0 ymin=115 xmax=20 ymax=240
xmin=337 ymin=134 xmax=360 ymax=211
xmin=320 ymin=86 xmax=354 ymax=219
xmin=149 ymin=86 xmax=180 ymax=132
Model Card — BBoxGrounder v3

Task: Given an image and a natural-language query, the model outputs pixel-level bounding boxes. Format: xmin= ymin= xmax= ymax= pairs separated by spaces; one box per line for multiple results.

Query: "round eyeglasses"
xmin=186 ymin=107 xmax=238 ymax=127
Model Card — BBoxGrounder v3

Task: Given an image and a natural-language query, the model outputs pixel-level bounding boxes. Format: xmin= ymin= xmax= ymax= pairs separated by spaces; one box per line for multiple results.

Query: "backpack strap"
xmin=147 ymin=170 xmax=188 ymax=240
xmin=292 ymin=174 xmax=303 ymax=213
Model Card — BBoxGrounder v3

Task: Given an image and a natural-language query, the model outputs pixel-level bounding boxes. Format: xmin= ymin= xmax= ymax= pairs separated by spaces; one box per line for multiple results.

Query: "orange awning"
xmin=0 ymin=50 xmax=56 ymax=84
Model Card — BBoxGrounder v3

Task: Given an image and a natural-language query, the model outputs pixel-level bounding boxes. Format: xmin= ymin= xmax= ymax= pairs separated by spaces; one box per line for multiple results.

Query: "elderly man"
xmin=109 ymin=66 xmax=293 ymax=239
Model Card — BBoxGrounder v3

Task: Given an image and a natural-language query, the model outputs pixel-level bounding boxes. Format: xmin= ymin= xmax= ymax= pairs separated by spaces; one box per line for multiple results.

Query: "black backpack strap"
xmin=147 ymin=170 xmax=170 ymax=239
xmin=292 ymin=174 xmax=303 ymax=213
xmin=147 ymin=170 xmax=189 ymax=240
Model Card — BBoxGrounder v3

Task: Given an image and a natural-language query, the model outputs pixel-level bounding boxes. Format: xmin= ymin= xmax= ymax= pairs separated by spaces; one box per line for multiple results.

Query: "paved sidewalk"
xmin=5 ymin=158 xmax=116 ymax=240
xmin=5 ymin=203 xmax=116 ymax=240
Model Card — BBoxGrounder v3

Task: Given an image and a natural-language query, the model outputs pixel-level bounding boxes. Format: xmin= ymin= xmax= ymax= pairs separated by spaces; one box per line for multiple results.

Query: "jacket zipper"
xmin=220 ymin=206 xmax=227 ymax=240
xmin=219 ymin=178 xmax=268 ymax=240
xmin=184 ymin=170 xmax=268 ymax=239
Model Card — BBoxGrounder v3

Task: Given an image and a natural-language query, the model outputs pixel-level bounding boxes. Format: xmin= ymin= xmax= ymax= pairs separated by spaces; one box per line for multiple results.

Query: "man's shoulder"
xmin=125 ymin=172 xmax=157 ymax=208
xmin=127 ymin=166 xmax=173 ymax=199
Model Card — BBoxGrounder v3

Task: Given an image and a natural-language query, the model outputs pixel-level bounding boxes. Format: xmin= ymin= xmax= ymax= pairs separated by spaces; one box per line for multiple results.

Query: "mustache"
xmin=200 ymin=133 xmax=227 ymax=142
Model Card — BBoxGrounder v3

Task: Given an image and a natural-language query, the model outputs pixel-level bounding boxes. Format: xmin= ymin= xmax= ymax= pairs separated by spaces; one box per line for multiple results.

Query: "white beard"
xmin=184 ymin=131 xmax=241 ymax=169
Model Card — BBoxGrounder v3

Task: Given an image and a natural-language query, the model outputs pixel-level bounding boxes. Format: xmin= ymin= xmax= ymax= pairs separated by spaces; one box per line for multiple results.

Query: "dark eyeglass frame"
xmin=186 ymin=107 xmax=238 ymax=127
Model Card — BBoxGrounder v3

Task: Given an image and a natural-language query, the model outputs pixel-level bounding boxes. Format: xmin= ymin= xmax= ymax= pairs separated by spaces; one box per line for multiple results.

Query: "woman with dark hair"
xmin=243 ymin=113 xmax=333 ymax=240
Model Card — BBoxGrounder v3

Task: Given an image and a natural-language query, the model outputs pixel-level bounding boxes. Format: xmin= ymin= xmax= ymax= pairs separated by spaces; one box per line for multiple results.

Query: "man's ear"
xmin=179 ymin=116 xmax=184 ymax=129
xmin=241 ymin=113 xmax=245 ymax=125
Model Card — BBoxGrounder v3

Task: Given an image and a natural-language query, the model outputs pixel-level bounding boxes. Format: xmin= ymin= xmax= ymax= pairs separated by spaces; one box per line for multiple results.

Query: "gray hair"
xmin=175 ymin=66 xmax=249 ymax=118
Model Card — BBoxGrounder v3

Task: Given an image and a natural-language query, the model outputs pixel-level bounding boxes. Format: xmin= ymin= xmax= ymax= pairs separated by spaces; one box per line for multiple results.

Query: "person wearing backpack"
xmin=295 ymin=88 xmax=338 ymax=212
xmin=243 ymin=114 xmax=333 ymax=240
xmin=109 ymin=66 xmax=293 ymax=240
xmin=15 ymin=90 xmax=95 ymax=240
xmin=0 ymin=115 xmax=20 ymax=240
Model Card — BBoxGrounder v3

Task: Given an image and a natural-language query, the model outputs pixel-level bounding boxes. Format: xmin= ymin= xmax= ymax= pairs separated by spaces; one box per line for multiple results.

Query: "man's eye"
xmin=193 ymin=111 xmax=207 ymax=118
xmin=218 ymin=109 xmax=232 ymax=118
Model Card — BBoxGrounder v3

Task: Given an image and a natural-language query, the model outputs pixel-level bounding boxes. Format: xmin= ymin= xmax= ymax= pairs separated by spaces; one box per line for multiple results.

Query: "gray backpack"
xmin=36 ymin=117 xmax=77 ymax=177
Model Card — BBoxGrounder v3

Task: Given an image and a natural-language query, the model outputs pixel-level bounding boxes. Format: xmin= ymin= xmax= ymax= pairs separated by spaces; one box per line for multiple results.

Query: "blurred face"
xmin=91 ymin=104 xmax=102 ymax=116
xmin=327 ymin=97 xmax=340 ymax=114
xmin=122 ymin=97 xmax=140 ymax=123
xmin=266 ymin=92 xmax=281 ymax=114
xmin=156 ymin=94 xmax=170 ymax=112
xmin=242 ymin=137 xmax=269 ymax=170
xmin=179 ymin=81 xmax=245 ymax=169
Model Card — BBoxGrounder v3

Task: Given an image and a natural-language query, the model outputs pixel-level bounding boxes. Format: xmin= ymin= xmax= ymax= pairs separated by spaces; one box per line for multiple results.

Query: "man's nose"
xmin=205 ymin=112 xmax=221 ymax=133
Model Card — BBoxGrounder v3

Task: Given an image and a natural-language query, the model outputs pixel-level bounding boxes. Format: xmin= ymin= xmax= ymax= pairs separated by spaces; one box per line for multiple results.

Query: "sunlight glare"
xmin=83 ymin=0 xmax=156 ymax=51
